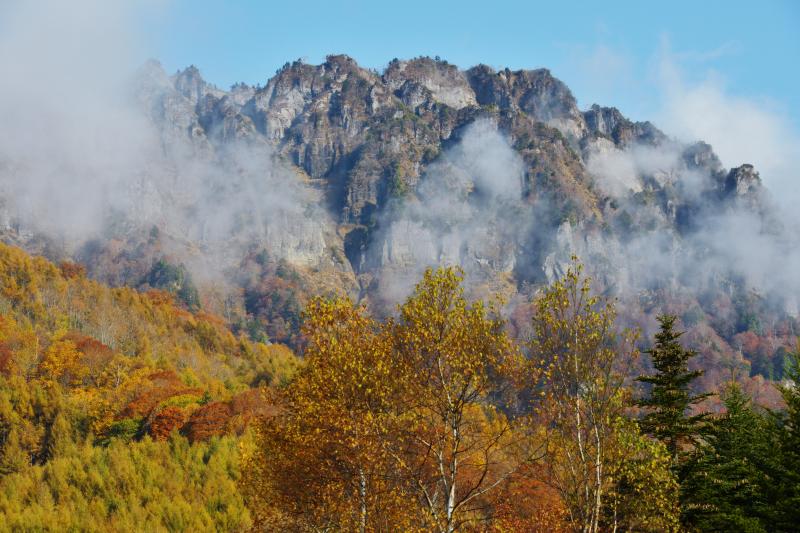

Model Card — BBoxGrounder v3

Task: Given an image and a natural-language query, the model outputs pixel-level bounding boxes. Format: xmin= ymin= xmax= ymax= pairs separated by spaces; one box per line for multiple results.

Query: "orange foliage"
xmin=182 ymin=402 xmax=233 ymax=442
xmin=59 ymin=261 xmax=86 ymax=280
xmin=120 ymin=371 xmax=203 ymax=419
xmin=143 ymin=288 xmax=174 ymax=306
xmin=0 ymin=314 xmax=38 ymax=376
xmin=227 ymin=388 xmax=279 ymax=435
xmin=493 ymin=470 xmax=569 ymax=532
xmin=734 ymin=331 xmax=760 ymax=356
xmin=148 ymin=406 xmax=190 ymax=441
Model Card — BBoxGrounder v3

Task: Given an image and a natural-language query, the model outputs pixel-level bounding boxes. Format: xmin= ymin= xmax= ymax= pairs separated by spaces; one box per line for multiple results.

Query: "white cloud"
xmin=655 ymin=42 xmax=800 ymax=213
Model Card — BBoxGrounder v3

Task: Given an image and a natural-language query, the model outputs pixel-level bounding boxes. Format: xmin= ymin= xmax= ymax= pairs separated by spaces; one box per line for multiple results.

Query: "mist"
xmin=0 ymin=1 xmax=153 ymax=238
xmin=366 ymin=118 xmax=526 ymax=303
xmin=0 ymin=0 xmax=332 ymax=285
xmin=0 ymin=0 xmax=797 ymax=331
xmin=655 ymin=44 xmax=800 ymax=217
xmin=581 ymin=135 xmax=800 ymax=313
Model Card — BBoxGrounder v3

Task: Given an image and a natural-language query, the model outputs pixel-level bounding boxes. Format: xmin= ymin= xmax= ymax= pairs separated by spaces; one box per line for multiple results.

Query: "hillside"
xmin=0 ymin=243 xmax=298 ymax=530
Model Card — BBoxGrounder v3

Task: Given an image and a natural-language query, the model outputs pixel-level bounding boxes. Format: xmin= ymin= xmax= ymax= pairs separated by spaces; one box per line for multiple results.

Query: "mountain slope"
xmin=0 ymin=55 xmax=796 ymax=398
xmin=0 ymin=241 xmax=304 ymax=529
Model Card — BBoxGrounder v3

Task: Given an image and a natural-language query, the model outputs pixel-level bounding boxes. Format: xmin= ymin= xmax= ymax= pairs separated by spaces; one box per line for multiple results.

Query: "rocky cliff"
xmin=0 ymin=54 xmax=795 ymax=396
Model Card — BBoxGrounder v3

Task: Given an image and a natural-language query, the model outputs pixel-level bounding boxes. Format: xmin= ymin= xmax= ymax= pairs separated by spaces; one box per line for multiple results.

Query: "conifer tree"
xmin=637 ymin=315 xmax=709 ymax=462
xmin=681 ymin=383 xmax=780 ymax=532
xmin=773 ymin=343 xmax=800 ymax=530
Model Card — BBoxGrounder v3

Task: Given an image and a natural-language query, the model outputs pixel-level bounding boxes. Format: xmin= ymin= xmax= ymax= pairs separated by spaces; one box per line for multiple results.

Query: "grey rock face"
xmin=467 ymin=66 xmax=587 ymax=141
xmin=583 ymin=104 xmax=666 ymax=147
xmin=725 ymin=164 xmax=761 ymax=197
xmin=384 ymin=58 xmax=477 ymax=110
xmin=1 ymin=53 xmax=785 ymax=317
xmin=683 ymin=141 xmax=723 ymax=173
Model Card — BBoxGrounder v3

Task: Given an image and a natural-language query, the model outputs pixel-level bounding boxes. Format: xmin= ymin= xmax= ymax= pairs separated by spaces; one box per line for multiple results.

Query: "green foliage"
xmin=145 ymin=259 xmax=200 ymax=311
xmin=387 ymin=161 xmax=409 ymax=198
xmin=241 ymin=258 xmax=305 ymax=346
xmin=104 ymin=418 xmax=143 ymax=443
xmin=732 ymin=289 xmax=765 ymax=335
xmin=681 ymin=383 xmax=783 ymax=531
xmin=637 ymin=315 xmax=710 ymax=463
xmin=772 ymin=344 xmax=800 ymax=529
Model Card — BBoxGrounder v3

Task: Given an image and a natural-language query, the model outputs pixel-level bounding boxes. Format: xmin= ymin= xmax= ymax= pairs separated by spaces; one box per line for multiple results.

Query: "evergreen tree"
xmin=773 ymin=343 xmax=800 ymax=529
xmin=681 ymin=383 xmax=781 ymax=532
xmin=637 ymin=315 xmax=709 ymax=462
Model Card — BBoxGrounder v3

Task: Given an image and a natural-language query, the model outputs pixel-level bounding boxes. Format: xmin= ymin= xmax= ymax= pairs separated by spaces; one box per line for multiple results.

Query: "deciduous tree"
xmin=528 ymin=259 xmax=638 ymax=533
xmin=241 ymin=297 xmax=412 ymax=531
xmin=391 ymin=267 xmax=527 ymax=532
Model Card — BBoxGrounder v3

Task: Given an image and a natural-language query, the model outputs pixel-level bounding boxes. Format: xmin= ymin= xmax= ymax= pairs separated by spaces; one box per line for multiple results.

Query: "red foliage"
xmin=65 ymin=333 xmax=113 ymax=357
xmin=182 ymin=402 xmax=233 ymax=442
xmin=148 ymin=406 xmax=189 ymax=441
xmin=119 ymin=370 xmax=203 ymax=419
xmin=59 ymin=261 xmax=86 ymax=280
xmin=63 ymin=332 xmax=115 ymax=380
xmin=145 ymin=370 xmax=184 ymax=389
xmin=0 ymin=342 xmax=13 ymax=376
xmin=182 ymin=389 xmax=278 ymax=442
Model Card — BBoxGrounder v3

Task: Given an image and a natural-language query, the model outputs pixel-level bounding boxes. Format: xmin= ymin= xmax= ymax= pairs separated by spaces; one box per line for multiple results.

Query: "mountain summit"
xmin=0 ymin=55 xmax=795 ymax=394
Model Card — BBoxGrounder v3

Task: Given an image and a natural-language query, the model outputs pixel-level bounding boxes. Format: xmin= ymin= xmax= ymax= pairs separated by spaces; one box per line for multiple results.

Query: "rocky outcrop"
xmin=583 ymin=104 xmax=666 ymax=147
xmin=117 ymin=55 xmax=783 ymax=302
xmin=724 ymin=164 xmax=761 ymax=197
xmin=384 ymin=57 xmax=476 ymax=110
xmin=682 ymin=141 xmax=723 ymax=173
xmin=1 ymin=52 xmax=792 ymax=389
xmin=467 ymin=65 xmax=587 ymax=141
xmin=4 ymin=54 xmax=783 ymax=329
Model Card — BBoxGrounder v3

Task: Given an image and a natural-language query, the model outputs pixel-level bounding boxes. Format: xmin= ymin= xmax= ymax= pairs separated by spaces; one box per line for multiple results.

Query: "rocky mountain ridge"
xmin=0 ymin=54 xmax=795 ymax=398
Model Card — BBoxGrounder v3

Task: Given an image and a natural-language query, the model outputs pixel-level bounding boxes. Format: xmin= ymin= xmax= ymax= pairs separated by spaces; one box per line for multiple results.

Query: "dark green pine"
xmin=680 ymin=383 xmax=783 ymax=532
xmin=637 ymin=314 xmax=710 ymax=463
xmin=772 ymin=347 xmax=800 ymax=530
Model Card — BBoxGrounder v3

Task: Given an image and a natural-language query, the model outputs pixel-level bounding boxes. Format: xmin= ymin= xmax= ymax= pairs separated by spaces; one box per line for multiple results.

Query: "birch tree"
xmin=528 ymin=260 xmax=638 ymax=533
xmin=391 ymin=267 xmax=528 ymax=532
xmin=241 ymin=297 xmax=413 ymax=531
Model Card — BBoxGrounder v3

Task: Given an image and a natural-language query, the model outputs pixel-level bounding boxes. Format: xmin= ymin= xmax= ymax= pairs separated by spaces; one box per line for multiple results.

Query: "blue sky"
xmin=148 ymin=0 xmax=800 ymax=129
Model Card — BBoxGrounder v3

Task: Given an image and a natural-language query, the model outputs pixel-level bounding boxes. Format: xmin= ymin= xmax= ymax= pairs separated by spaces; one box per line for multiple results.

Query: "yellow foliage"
xmin=243 ymin=268 xmax=531 ymax=532
xmin=38 ymin=339 xmax=86 ymax=386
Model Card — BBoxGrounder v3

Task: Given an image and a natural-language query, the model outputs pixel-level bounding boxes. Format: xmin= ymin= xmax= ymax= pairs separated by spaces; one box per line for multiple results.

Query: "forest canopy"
xmin=0 ymin=243 xmax=797 ymax=531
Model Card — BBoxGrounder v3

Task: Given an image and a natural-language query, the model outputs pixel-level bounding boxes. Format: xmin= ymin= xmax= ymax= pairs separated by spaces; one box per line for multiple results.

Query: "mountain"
xmin=0 ymin=54 xmax=796 ymax=400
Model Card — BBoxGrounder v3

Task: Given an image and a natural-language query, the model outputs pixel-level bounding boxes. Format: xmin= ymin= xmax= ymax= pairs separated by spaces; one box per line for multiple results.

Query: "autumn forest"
xmin=0 ymin=242 xmax=795 ymax=532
